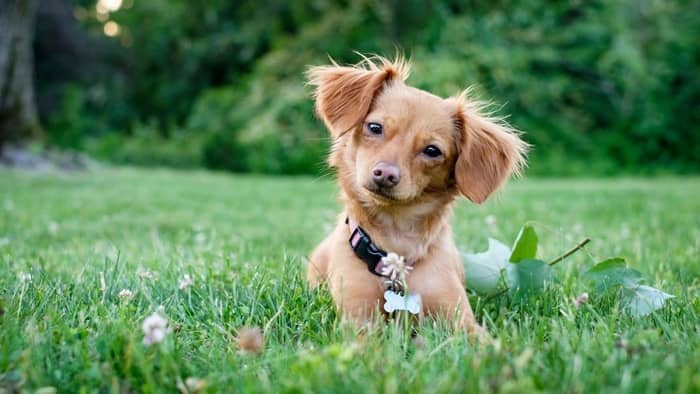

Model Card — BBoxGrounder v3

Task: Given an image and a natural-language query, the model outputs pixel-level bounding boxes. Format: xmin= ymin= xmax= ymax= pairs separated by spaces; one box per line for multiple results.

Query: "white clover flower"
xmin=179 ymin=274 xmax=193 ymax=290
xmin=380 ymin=252 xmax=412 ymax=282
xmin=136 ymin=267 xmax=156 ymax=280
xmin=47 ymin=221 xmax=59 ymax=235
xmin=18 ymin=272 xmax=32 ymax=283
xmin=177 ymin=377 xmax=207 ymax=393
xmin=118 ymin=289 xmax=134 ymax=300
xmin=186 ymin=377 xmax=207 ymax=392
xmin=194 ymin=232 xmax=206 ymax=244
xmin=142 ymin=313 xmax=169 ymax=346
xmin=573 ymin=292 xmax=589 ymax=308
xmin=620 ymin=224 xmax=631 ymax=239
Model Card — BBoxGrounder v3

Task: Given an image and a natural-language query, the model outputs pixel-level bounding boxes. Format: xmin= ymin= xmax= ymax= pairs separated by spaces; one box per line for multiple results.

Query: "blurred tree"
xmin=0 ymin=0 xmax=41 ymax=145
xmin=34 ymin=0 xmax=122 ymax=148
xmin=34 ymin=0 xmax=114 ymax=120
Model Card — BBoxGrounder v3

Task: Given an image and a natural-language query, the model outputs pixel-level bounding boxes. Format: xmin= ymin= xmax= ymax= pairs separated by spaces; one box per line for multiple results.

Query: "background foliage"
xmin=36 ymin=0 xmax=700 ymax=175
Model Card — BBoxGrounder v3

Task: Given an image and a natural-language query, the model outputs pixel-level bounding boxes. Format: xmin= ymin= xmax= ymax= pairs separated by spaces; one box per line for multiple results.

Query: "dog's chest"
xmin=375 ymin=228 xmax=431 ymax=263
xmin=366 ymin=212 xmax=445 ymax=262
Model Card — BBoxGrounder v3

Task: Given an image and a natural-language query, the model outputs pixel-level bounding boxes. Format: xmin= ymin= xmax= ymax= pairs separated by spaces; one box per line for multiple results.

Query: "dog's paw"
xmin=468 ymin=324 xmax=494 ymax=347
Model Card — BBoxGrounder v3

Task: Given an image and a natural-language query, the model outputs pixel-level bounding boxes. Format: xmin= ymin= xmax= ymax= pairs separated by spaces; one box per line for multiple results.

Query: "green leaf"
xmin=586 ymin=257 xmax=626 ymax=273
xmin=505 ymin=258 xmax=555 ymax=300
xmin=462 ymin=238 xmax=511 ymax=296
xmin=584 ymin=258 xmax=643 ymax=291
xmin=509 ymin=225 xmax=538 ymax=263
xmin=621 ymin=285 xmax=675 ymax=317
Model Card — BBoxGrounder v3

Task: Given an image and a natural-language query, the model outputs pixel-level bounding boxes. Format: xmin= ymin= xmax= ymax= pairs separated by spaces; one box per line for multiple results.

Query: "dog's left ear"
xmin=306 ymin=57 xmax=408 ymax=138
xmin=448 ymin=93 xmax=528 ymax=204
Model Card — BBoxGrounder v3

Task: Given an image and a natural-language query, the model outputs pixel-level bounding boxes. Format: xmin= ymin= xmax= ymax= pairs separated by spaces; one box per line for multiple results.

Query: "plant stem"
xmin=484 ymin=287 xmax=509 ymax=302
xmin=549 ymin=238 xmax=591 ymax=266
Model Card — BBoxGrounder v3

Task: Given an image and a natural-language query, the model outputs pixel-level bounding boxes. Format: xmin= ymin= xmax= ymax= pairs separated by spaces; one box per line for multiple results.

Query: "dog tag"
xmin=383 ymin=290 xmax=421 ymax=315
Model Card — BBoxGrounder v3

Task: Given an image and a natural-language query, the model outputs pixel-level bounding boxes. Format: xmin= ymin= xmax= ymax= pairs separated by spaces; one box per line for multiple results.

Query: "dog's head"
xmin=307 ymin=56 xmax=527 ymax=208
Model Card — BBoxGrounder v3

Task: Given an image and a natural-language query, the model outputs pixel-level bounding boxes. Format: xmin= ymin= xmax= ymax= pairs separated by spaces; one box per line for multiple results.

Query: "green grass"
xmin=1 ymin=168 xmax=699 ymax=393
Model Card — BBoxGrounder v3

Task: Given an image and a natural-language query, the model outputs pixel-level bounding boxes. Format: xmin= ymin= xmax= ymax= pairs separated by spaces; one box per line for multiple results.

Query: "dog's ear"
xmin=448 ymin=92 xmax=528 ymax=204
xmin=306 ymin=57 xmax=409 ymax=138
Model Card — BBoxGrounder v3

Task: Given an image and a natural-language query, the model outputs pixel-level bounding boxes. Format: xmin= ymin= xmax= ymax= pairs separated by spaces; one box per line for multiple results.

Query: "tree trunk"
xmin=0 ymin=0 xmax=41 ymax=146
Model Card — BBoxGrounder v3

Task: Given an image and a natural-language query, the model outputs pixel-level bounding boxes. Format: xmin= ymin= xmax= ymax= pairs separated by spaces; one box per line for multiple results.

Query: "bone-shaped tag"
xmin=383 ymin=290 xmax=421 ymax=315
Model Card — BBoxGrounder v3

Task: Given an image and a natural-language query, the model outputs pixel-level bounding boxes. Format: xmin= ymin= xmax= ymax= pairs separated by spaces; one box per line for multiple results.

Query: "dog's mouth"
xmin=364 ymin=185 xmax=401 ymax=202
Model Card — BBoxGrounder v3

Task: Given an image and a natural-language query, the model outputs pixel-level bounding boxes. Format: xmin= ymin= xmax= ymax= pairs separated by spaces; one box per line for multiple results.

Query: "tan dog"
xmin=306 ymin=56 xmax=527 ymax=336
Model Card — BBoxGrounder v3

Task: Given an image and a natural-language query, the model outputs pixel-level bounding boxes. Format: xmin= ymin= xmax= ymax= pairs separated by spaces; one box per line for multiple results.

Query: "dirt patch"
xmin=0 ymin=144 xmax=97 ymax=172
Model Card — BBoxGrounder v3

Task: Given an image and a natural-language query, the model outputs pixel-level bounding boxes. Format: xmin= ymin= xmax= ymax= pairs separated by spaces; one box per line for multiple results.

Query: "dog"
xmin=306 ymin=56 xmax=527 ymax=337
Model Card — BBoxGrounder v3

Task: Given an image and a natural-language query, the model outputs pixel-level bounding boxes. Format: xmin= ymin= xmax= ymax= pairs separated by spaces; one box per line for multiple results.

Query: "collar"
xmin=346 ymin=216 xmax=416 ymax=282
xmin=346 ymin=216 xmax=387 ymax=277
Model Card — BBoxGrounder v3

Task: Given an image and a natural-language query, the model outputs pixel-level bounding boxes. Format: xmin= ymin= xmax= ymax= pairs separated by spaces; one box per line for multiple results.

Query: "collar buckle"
xmin=348 ymin=226 xmax=386 ymax=276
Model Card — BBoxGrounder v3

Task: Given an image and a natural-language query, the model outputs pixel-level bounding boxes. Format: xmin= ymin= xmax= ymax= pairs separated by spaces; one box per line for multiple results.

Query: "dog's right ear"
xmin=306 ymin=57 xmax=408 ymax=138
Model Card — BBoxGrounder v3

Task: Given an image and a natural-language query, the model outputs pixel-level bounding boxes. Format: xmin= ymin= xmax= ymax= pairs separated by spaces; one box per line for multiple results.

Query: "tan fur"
xmin=448 ymin=91 xmax=529 ymax=203
xmin=306 ymin=56 xmax=410 ymax=139
xmin=306 ymin=56 xmax=527 ymax=337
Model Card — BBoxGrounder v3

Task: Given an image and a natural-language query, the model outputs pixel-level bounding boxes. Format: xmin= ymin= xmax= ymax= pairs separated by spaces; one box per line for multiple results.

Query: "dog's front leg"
xmin=409 ymin=264 xmax=488 ymax=338
xmin=328 ymin=269 xmax=385 ymax=326
xmin=308 ymin=236 xmax=333 ymax=287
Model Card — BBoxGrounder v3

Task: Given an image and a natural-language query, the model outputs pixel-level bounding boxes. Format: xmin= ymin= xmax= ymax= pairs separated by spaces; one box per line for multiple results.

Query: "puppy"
xmin=306 ymin=56 xmax=527 ymax=336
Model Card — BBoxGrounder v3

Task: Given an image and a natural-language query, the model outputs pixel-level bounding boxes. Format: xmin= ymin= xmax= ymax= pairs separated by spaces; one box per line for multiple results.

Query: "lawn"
xmin=1 ymin=168 xmax=699 ymax=393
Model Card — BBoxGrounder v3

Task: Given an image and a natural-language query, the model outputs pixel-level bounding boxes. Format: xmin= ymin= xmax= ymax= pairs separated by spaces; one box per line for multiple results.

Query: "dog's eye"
xmin=366 ymin=122 xmax=383 ymax=135
xmin=423 ymin=145 xmax=442 ymax=158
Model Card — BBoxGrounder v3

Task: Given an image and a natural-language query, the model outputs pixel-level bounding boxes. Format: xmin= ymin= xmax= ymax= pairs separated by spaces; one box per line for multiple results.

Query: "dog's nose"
xmin=372 ymin=162 xmax=400 ymax=188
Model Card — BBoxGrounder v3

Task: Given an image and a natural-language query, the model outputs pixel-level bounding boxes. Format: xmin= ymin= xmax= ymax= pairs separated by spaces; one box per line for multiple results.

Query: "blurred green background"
xmin=29 ymin=0 xmax=700 ymax=175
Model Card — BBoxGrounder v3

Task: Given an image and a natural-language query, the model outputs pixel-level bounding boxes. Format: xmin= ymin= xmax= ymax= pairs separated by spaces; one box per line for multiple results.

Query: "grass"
xmin=1 ymin=168 xmax=699 ymax=393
